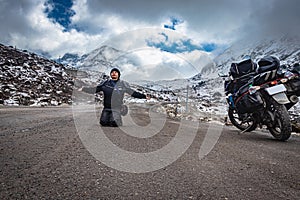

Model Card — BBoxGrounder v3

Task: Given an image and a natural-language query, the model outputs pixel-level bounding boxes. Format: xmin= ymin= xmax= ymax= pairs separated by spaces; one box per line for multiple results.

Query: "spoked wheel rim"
xmin=270 ymin=116 xmax=283 ymax=136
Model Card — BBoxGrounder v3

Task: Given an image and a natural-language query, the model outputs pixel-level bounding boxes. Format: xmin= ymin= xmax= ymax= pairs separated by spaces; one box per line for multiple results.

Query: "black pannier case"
xmin=230 ymin=59 xmax=257 ymax=79
xmin=232 ymin=75 xmax=254 ymax=93
xmin=234 ymin=84 xmax=264 ymax=114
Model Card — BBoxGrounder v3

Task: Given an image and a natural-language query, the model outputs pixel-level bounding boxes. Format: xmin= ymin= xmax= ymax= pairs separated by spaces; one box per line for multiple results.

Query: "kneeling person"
xmin=85 ymin=68 xmax=149 ymax=127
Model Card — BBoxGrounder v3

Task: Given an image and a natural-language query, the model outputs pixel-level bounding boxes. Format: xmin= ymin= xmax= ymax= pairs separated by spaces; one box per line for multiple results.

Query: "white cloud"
xmin=1 ymin=0 xmax=299 ymax=62
xmin=111 ymin=45 xmax=212 ymax=81
xmin=88 ymin=28 xmax=212 ymax=81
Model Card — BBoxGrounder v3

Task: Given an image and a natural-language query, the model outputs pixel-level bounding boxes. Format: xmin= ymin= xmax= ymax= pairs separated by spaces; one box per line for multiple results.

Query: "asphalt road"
xmin=0 ymin=106 xmax=299 ymax=199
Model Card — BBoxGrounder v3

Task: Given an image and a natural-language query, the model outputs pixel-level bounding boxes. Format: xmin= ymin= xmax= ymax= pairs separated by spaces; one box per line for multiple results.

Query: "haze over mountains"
xmin=58 ymin=34 xmax=300 ymax=80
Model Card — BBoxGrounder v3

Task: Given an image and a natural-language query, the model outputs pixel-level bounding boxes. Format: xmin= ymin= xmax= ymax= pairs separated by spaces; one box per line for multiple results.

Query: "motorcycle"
xmin=223 ymin=56 xmax=300 ymax=141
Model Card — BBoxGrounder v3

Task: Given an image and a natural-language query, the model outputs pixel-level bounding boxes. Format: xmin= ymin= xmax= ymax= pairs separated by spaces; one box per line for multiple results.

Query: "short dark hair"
xmin=110 ymin=68 xmax=120 ymax=76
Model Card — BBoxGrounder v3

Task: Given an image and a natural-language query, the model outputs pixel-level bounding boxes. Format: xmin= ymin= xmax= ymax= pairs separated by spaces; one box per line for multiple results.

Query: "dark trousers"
xmin=100 ymin=108 xmax=122 ymax=127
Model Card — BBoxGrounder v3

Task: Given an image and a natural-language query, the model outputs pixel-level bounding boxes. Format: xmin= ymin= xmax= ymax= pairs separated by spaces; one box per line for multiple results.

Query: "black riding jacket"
xmin=96 ymin=79 xmax=146 ymax=109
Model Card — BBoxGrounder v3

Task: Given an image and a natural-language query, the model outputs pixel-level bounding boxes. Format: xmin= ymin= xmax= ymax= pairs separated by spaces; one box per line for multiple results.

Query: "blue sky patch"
xmin=201 ymin=43 xmax=218 ymax=52
xmin=147 ymin=33 xmax=217 ymax=53
xmin=44 ymin=0 xmax=75 ymax=31
xmin=164 ymin=17 xmax=184 ymax=30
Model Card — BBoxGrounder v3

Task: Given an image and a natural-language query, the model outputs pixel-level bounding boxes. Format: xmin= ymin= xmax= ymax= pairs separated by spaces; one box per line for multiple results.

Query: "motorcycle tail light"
xmin=270 ymin=80 xmax=278 ymax=85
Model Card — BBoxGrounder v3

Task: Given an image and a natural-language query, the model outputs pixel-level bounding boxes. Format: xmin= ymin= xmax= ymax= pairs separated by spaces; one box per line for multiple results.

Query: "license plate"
xmin=265 ymin=84 xmax=286 ymax=95
xmin=272 ymin=92 xmax=290 ymax=104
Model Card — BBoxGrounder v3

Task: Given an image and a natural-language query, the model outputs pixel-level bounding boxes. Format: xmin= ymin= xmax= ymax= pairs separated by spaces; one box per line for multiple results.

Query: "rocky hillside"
xmin=215 ymin=35 xmax=300 ymax=75
xmin=0 ymin=44 xmax=74 ymax=106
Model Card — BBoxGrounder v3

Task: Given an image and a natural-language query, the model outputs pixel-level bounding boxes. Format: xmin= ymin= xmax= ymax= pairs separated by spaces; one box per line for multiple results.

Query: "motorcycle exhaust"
xmin=290 ymin=95 xmax=299 ymax=103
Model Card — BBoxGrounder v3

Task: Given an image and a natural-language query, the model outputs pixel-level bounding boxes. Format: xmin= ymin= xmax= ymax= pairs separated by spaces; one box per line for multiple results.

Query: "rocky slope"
xmin=215 ymin=35 xmax=300 ymax=75
xmin=0 ymin=44 xmax=74 ymax=106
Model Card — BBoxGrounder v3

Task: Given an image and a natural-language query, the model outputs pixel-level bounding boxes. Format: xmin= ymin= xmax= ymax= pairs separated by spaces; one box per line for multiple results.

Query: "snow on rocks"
xmin=0 ymin=44 xmax=74 ymax=106
xmin=124 ymin=77 xmax=228 ymax=123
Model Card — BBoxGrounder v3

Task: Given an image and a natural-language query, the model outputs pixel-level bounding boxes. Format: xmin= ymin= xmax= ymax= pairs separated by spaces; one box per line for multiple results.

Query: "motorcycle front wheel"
xmin=228 ymin=108 xmax=257 ymax=132
xmin=267 ymin=98 xmax=291 ymax=141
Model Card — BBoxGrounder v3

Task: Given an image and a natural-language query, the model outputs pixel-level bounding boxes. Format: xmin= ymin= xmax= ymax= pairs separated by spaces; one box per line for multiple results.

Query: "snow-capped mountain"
xmin=58 ymin=34 xmax=299 ymax=100
xmin=59 ymin=45 xmax=124 ymax=72
xmin=57 ymin=53 xmax=88 ymax=67
xmin=1 ymin=34 xmax=299 ymax=129
xmin=215 ymin=34 xmax=300 ymax=76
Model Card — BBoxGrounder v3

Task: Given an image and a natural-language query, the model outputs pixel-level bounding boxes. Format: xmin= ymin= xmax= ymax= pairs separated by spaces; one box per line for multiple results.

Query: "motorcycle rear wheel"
xmin=267 ymin=98 xmax=291 ymax=141
xmin=228 ymin=108 xmax=257 ymax=132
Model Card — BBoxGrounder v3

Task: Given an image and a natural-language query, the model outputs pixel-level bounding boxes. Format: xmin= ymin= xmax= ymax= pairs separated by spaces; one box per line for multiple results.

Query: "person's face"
xmin=110 ymin=71 xmax=119 ymax=80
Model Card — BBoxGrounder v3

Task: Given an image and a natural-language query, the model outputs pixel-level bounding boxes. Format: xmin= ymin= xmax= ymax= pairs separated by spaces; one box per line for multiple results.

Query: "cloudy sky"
xmin=0 ymin=0 xmax=299 ymax=80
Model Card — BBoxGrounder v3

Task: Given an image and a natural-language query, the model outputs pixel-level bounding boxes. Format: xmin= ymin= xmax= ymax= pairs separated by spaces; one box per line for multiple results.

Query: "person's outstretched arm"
xmin=82 ymin=80 xmax=106 ymax=94
xmin=123 ymin=81 xmax=147 ymax=99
